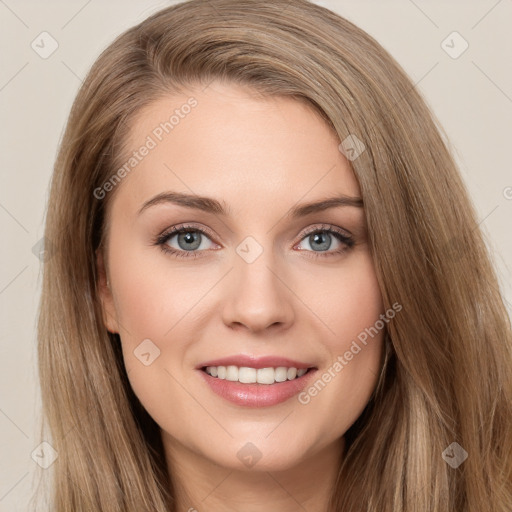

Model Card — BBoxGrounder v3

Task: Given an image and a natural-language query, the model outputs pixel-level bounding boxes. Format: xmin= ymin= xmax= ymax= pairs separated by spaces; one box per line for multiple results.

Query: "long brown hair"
xmin=35 ymin=0 xmax=512 ymax=510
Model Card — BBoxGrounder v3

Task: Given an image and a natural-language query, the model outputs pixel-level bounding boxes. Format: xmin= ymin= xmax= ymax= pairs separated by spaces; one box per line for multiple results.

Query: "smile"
xmin=203 ymin=365 xmax=312 ymax=384
xmin=198 ymin=365 xmax=318 ymax=407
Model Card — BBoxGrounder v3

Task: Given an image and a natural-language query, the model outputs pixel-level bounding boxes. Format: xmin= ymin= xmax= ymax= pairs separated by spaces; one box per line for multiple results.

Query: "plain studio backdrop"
xmin=0 ymin=1 xmax=511 ymax=510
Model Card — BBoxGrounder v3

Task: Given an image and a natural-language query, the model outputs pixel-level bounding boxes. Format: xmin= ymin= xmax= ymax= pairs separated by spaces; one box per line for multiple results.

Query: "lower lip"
xmin=197 ymin=368 xmax=318 ymax=407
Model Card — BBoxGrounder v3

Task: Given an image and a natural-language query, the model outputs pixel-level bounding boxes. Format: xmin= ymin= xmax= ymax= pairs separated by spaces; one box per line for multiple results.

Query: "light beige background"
xmin=1 ymin=0 xmax=511 ymax=510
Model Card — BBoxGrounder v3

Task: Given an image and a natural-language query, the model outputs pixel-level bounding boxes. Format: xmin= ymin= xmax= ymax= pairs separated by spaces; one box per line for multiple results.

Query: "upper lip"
xmin=196 ymin=355 xmax=316 ymax=370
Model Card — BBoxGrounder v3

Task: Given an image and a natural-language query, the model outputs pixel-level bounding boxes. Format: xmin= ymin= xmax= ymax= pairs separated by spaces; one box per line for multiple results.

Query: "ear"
xmin=96 ymin=248 xmax=119 ymax=334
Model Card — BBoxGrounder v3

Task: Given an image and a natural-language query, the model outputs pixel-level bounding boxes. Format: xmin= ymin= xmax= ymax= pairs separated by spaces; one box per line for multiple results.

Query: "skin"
xmin=97 ymin=81 xmax=385 ymax=512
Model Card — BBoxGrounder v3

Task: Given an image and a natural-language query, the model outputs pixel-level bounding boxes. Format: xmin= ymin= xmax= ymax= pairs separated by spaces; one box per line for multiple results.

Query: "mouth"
xmin=197 ymin=364 xmax=319 ymax=407
xmin=200 ymin=365 xmax=317 ymax=385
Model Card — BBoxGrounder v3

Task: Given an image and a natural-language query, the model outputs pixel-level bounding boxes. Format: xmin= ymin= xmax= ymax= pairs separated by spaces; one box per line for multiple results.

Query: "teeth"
xmin=204 ymin=365 xmax=310 ymax=384
xmin=238 ymin=367 xmax=257 ymax=383
xmin=287 ymin=367 xmax=297 ymax=380
xmin=226 ymin=365 xmax=238 ymax=381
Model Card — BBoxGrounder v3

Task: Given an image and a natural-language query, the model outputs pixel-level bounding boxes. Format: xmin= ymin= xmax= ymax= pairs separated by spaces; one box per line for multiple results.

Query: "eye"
xmin=153 ymin=223 xmax=355 ymax=259
xmin=154 ymin=224 xmax=218 ymax=259
xmin=295 ymin=224 xmax=354 ymax=258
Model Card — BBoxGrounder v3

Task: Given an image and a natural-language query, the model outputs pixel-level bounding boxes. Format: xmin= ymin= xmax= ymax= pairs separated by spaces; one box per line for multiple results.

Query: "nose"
xmin=221 ymin=246 xmax=295 ymax=333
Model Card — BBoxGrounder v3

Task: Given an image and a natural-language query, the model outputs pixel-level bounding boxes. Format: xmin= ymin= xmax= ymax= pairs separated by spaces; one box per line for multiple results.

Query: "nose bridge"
xmin=222 ymin=234 xmax=294 ymax=331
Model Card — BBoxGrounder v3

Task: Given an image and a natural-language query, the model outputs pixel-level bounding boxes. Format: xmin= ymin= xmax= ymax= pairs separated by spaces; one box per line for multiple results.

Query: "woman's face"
xmin=98 ymin=81 xmax=385 ymax=472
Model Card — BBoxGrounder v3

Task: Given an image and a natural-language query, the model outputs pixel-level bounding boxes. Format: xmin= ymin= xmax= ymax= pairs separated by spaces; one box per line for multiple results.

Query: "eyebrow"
xmin=137 ymin=191 xmax=364 ymax=218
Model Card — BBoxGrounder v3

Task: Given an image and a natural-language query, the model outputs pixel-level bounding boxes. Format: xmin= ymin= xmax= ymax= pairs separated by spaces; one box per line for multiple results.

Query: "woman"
xmin=35 ymin=0 xmax=512 ymax=510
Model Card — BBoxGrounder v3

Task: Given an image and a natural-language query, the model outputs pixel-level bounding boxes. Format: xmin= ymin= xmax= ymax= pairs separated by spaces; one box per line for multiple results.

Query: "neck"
xmin=162 ymin=432 xmax=344 ymax=512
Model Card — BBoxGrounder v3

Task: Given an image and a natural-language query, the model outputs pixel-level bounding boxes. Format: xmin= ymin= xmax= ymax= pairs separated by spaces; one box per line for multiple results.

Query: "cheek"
xmin=297 ymin=249 xmax=384 ymax=345
xmin=107 ymin=241 xmax=201 ymax=431
xmin=293 ymin=251 xmax=385 ymax=418
xmin=108 ymin=239 xmax=204 ymax=341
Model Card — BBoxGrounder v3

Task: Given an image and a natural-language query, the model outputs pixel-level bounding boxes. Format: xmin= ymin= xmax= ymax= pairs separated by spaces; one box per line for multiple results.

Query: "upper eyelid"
xmin=159 ymin=223 xmax=217 ymax=242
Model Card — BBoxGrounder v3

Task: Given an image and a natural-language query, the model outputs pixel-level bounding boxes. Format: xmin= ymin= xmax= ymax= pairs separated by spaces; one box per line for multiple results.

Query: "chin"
xmin=201 ymin=438 xmax=314 ymax=473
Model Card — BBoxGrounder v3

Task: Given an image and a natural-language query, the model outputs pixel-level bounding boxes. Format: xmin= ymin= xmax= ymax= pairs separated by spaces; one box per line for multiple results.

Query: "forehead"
xmin=113 ymin=81 xmax=361 ymax=217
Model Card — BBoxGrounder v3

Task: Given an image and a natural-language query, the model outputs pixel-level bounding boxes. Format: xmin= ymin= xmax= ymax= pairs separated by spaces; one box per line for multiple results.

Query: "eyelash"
xmin=153 ymin=223 xmax=355 ymax=260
